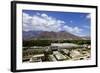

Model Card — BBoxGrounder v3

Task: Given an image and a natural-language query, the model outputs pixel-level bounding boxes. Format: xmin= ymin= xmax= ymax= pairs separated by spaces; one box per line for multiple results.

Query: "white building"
xmin=70 ymin=50 xmax=81 ymax=58
xmin=48 ymin=55 xmax=57 ymax=61
xmin=53 ymin=51 xmax=66 ymax=61
xmin=51 ymin=43 xmax=79 ymax=48
xmin=29 ymin=54 xmax=45 ymax=62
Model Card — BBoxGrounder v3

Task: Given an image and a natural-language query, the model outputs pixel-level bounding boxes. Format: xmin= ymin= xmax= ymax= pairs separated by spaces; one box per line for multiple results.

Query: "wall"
xmin=0 ymin=0 xmax=99 ymax=73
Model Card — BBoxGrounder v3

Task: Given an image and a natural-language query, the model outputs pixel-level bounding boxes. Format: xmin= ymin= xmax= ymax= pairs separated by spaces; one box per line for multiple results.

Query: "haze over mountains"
xmin=23 ymin=31 xmax=90 ymax=40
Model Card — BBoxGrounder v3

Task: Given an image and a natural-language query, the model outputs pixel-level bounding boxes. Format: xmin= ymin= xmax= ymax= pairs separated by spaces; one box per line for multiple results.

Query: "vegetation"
xmin=23 ymin=40 xmax=91 ymax=47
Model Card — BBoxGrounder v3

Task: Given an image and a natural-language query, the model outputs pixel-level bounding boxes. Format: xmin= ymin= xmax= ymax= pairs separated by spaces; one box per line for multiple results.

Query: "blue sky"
xmin=22 ymin=10 xmax=91 ymax=37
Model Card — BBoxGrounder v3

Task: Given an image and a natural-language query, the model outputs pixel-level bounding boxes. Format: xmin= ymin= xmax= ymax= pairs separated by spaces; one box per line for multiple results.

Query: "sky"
xmin=22 ymin=10 xmax=91 ymax=37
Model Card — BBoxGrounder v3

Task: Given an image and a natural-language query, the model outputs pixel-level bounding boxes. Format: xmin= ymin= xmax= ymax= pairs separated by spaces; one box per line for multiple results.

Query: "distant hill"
xmin=23 ymin=31 xmax=83 ymax=40
xmin=23 ymin=31 xmax=41 ymax=40
xmin=81 ymin=36 xmax=91 ymax=40
xmin=34 ymin=31 xmax=82 ymax=40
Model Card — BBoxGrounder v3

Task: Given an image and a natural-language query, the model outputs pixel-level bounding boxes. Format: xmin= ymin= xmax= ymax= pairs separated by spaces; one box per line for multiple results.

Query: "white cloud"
xmin=23 ymin=13 xmax=32 ymax=24
xmin=86 ymin=14 xmax=91 ymax=19
xmin=41 ymin=13 xmax=48 ymax=18
xmin=83 ymin=25 xmax=90 ymax=29
xmin=63 ymin=26 xmax=82 ymax=35
xmin=23 ymin=12 xmax=83 ymax=36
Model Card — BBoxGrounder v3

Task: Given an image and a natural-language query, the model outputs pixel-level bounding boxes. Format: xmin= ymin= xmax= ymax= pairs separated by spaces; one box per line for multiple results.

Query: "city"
xmin=23 ymin=42 xmax=91 ymax=63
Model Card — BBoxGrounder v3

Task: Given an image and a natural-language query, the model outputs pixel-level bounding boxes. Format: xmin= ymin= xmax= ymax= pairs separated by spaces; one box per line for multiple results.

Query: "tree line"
xmin=23 ymin=40 xmax=91 ymax=47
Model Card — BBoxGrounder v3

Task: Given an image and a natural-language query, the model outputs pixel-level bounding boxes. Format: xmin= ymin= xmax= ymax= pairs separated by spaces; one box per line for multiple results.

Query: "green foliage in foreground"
xmin=23 ymin=40 xmax=91 ymax=47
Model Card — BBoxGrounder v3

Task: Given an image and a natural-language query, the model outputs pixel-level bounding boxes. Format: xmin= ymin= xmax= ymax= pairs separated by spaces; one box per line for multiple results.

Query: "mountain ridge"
xmin=23 ymin=31 xmax=90 ymax=40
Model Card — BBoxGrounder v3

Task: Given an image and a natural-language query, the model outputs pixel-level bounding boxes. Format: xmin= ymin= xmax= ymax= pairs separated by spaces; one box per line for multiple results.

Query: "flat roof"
xmin=32 ymin=54 xmax=44 ymax=58
xmin=53 ymin=51 xmax=66 ymax=60
xmin=48 ymin=55 xmax=57 ymax=61
xmin=51 ymin=43 xmax=79 ymax=47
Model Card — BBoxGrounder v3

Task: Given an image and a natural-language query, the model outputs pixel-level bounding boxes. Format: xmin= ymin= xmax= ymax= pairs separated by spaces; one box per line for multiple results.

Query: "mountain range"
xmin=23 ymin=31 xmax=90 ymax=40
